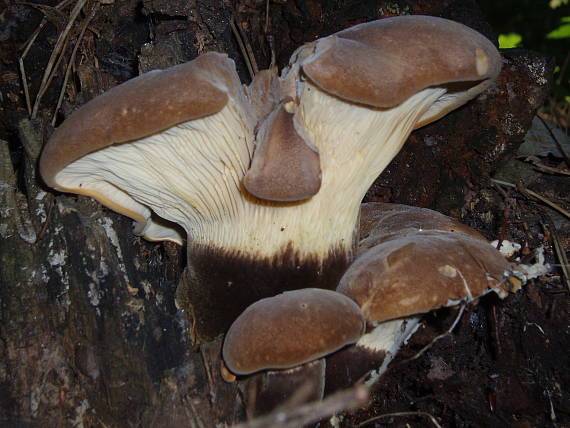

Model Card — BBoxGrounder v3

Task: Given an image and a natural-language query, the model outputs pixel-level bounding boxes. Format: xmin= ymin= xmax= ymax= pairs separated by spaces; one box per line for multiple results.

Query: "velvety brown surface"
xmin=40 ymin=53 xmax=235 ymax=187
xmin=180 ymin=242 xmax=354 ymax=342
xmin=242 ymin=359 xmax=326 ymax=417
xmin=300 ymin=16 xmax=501 ymax=107
xmin=325 ymin=341 xmax=389 ymax=395
xmin=244 ymin=102 xmax=322 ymax=201
xmin=338 ymin=231 xmax=513 ymax=322
xmin=222 ymin=288 xmax=365 ymax=374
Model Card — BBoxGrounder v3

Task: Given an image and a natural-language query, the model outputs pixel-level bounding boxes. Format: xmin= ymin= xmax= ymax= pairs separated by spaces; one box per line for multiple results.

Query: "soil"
xmin=0 ymin=0 xmax=568 ymax=427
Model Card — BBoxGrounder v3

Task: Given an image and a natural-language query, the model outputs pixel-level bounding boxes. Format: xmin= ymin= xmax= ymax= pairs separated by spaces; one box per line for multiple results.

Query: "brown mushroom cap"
xmin=337 ymin=231 xmax=514 ymax=323
xmin=298 ymin=15 xmax=501 ymax=127
xmin=327 ymin=203 xmax=491 ymax=391
xmin=358 ymin=202 xmax=486 ymax=254
xmin=40 ymin=52 xmax=234 ymax=187
xmin=243 ymin=100 xmax=322 ymax=201
xmin=222 ymin=288 xmax=365 ymax=375
xmin=39 ymin=52 xmax=241 ymax=243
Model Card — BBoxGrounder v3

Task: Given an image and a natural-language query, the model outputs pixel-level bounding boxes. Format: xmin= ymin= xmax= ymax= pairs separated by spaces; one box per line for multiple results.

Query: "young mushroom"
xmin=243 ymin=98 xmax=322 ymax=201
xmin=222 ymin=288 xmax=365 ymax=416
xmin=337 ymin=230 xmax=516 ymax=323
xmin=39 ymin=16 xmax=502 ymax=341
xmin=222 ymin=288 xmax=365 ymax=375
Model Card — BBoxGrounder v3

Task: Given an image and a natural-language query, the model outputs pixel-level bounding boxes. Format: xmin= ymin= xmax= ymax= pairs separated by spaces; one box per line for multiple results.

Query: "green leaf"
xmin=547 ymin=17 xmax=570 ymax=39
xmin=498 ymin=33 xmax=522 ymax=48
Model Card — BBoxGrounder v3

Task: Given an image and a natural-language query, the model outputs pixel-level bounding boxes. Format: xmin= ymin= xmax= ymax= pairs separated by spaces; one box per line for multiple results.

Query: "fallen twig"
xmin=19 ymin=0 xmax=75 ymax=116
xmin=547 ymin=225 xmax=570 ymax=291
xmin=264 ymin=0 xmax=275 ymax=66
xmin=234 ymin=385 xmax=369 ymax=428
xmin=398 ymin=305 xmax=466 ymax=366
xmin=537 ymin=115 xmax=570 ymax=169
xmin=52 ymin=2 xmax=100 ymax=125
xmin=31 ymin=0 xmax=88 ymax=118
xmin=491 ymin=179 xmax=570 ymax=220
xmin=490 ymin=301 xmax=502 ymax=356
xmin=230 ymin=16 xmax=257 ymax=81
xmin=236 ymin=18 xmax=258 ymax=75
xmin=519 ymin=155 xmax=570 ymax=176
xmin=358 ymin=411 xmax=443 ymax=428
xmin=35 ymin=199 xmax=54 ymax=243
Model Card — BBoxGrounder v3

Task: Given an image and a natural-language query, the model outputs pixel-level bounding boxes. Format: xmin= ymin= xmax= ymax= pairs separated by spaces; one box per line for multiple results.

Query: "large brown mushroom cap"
xmin=337 ymin=231 xmax=514 ymax=323
xmin=40 ymin=52 xmax=235 ymax=188
xmin=39 ymin=52 xmax=242 ymax=244
xmin=297 ymin=15 xmax=502 ymax=127
xmin=222 ymin=288 xmax=365 ymax=375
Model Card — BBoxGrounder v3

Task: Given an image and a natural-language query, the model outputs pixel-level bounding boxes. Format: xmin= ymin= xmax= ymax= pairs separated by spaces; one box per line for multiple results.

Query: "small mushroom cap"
xmin=337 ymin=231 xmax=513 ymax=323
xmin=243 ymin=100 xmax=322 ymax=201
xmin=222 ymin=288 xmax=365 ymax=375
xmin=358 ymin=202 xmax=486 ymax=254
xmin=299 ymin=15 xmax=501 ymax=126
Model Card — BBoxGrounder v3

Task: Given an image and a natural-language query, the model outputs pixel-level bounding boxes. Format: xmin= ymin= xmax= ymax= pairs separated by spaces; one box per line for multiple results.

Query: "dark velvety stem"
xmin=178 ymin=243 xmax=353 ymax=342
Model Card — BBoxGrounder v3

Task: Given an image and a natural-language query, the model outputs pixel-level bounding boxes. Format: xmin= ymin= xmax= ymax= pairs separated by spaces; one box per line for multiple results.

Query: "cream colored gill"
xmin=56 ymin=84 xmax=446 ymax=259
xmin=296 ymin=82 xmax=446 ymax=210
xmin=414 ymin=79 xmax=494 ymax=129
xmin=57 ymin=100 xmax=255 ymax=246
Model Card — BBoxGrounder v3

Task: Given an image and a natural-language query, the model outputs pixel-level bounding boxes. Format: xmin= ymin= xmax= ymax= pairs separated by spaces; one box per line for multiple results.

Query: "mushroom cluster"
xmin=326 ymin=203 xmax=520 ymax=392
xmin=222 ymin=203 xmax=519 ymax=409
xmin=40 ymin=15 xmax=505 ymax=343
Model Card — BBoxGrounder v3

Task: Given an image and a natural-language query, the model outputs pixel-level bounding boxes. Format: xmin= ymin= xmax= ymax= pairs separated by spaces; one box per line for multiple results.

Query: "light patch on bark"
xmin=98 ymin=216 xmax=130 ymax=284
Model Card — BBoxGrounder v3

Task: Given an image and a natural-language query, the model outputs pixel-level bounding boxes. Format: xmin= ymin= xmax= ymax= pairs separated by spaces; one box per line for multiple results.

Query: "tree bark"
xmin=0 ymin=0 xmax=555 ymax=426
